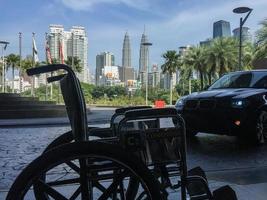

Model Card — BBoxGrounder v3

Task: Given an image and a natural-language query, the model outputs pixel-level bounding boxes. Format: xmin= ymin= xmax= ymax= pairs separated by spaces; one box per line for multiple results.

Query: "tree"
xmin=161 ymin=50 xmax=180 ymax=104
xmin=65 ymin=56 xmax=82 ymax=73
xmin=206 ymin=37 xmax=238 ymax=78
xmin=182 ymin=46 xmax=206 ymax=90
xmin=255 ymin=18 xmax=267 ymax=60
xmin=6 ymin=54 xmax=20 ymax=93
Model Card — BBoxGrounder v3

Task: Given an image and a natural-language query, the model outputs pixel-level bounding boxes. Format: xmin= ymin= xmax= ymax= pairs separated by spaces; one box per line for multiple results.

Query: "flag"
xmin=45 ymin=36 xmax=52 ymax=64
xmin=32 ymin=36 xmax=39 ymax=63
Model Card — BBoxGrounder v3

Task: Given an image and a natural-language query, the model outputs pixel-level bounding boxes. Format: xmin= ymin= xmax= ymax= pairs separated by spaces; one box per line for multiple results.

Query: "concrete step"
xmin=0 ymin=93 xmax=21 ymax=98
xmin=0 ymin=100 xmax=57 ymax=105
xmin=0 ymin=96 xmax=39 ymax=101
xmin=0 ymin=104 xmax=66 ymax=110
xmin=0 ymin=109 xmax=67 ymax=119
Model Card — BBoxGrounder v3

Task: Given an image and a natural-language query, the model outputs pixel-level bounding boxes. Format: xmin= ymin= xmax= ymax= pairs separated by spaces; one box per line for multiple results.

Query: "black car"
xmin=176 ymin=70 xmax=267 ymax=144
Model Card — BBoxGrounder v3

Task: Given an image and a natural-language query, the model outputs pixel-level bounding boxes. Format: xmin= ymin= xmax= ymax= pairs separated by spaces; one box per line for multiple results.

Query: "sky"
xmin=1 ymin=0 xmax=267 ymax=75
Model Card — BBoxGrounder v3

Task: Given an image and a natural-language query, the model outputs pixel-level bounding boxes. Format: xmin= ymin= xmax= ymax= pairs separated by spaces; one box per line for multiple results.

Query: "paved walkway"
xmin=1 ymin=104 xmax=267 ymax=200
xmin=1 ymin=126 xmax=267 ymax=199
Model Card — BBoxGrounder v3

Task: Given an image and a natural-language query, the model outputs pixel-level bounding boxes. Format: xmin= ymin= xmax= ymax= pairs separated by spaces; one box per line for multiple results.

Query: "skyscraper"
xmin=48 ymin=25 xmax=89 ymax=83
xmin=95 ymin=52 xmax=115 ymax=85
xmin=233 ymin=27 xmax=252 ymax=43
xmin=213 ymin=20 xmax=231 ymax=38
xmin=122 ymin=32 xmax=131 ymax=68
xmin=138 ymin=31 xmax=149 ymax=86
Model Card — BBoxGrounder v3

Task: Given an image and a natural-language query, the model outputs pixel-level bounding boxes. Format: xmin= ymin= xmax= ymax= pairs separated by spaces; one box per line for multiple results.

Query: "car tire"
xmin=241 ymin=111 xmax=267 ymax=145
xmin=254 ymin=111 xmax=267 ymax=144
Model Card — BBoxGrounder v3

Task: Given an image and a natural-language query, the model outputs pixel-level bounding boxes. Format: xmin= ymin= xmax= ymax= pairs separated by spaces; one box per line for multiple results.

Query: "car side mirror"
xmin=203 ymin=85 xmax=210 ymax=90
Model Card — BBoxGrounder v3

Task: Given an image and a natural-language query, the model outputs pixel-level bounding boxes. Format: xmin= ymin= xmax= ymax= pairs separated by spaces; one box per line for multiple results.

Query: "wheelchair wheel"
xmin=39 ymin=130 xmax=140 ymax=199
xmin=7 ymin=141 xmax=161 ymax=200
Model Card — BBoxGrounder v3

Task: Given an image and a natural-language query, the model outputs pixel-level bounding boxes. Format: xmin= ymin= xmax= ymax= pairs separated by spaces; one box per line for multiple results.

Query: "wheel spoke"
xmin=98 ymin=170 xmax=128 ymax=200
xmin=66 ymin=161 xmax=80 ymax=174
xmin=93 ymin=181 xmax=107 ymax=192
xmin=35 ymin=179 xmax=68 ymax=200
xmin=69 ymin=186 xmax=81 ymax=200
xmin=47 ymin=178 xmax=80 ymax=186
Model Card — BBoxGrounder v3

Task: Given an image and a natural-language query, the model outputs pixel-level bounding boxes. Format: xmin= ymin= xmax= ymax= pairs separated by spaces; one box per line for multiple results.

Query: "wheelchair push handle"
xmin=47 ymin=74 xmax=66 ymax=83
xmin=26 ymin=64 xmax=74 ymax=76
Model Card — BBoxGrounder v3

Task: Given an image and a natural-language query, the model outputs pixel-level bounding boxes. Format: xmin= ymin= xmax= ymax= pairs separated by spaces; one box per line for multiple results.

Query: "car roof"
xmin=227 ymin=69 xmax=267 ymax=75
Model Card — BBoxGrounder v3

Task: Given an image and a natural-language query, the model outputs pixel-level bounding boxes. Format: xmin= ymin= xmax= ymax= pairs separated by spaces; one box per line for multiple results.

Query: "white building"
xmin=96 ymin=52 xmax=115 ymax=85
xmin=48 ymin=24 xmax=89 ymax=83
xmin=99 ymin=66 xmax=122 ymax=86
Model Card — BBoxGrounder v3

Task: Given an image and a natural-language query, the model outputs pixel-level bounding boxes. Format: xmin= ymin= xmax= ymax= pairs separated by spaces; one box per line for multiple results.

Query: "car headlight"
xmin=175 ymin=97 xmax=186 ymax=107
xmin=231 ymin=99 xmax=248 ymax=108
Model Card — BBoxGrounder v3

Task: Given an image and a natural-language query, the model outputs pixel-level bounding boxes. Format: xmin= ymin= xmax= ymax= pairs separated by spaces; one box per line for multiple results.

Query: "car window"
xmin=209 ymin=73 xmax=252 ymax=89
xmin=252 ymin=75 xmax=267 ymax=88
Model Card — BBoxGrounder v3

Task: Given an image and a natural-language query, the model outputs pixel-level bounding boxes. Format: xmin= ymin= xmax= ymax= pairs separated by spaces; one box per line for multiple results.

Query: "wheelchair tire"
xmin=7 ymin=141 xmax=161 ymax=200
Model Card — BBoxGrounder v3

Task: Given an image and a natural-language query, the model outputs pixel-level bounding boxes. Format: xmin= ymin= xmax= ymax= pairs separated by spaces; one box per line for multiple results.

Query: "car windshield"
xmin=209 ymin=72 xmax=267 ymax=89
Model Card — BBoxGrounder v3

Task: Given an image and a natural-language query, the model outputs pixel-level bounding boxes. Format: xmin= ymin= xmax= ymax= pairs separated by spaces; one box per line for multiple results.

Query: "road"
xmin=1 ymin=107 xmax=267 ymax=199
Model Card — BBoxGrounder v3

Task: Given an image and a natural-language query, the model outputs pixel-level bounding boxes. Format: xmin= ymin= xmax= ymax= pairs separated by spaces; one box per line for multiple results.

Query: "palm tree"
xmin=161 ymin=50 xmax=180 ymax=105
xmin=255 ymin=18 xmax=267 ymax=60
xmin=206 ymin=37 xmax=238 ymax=78
xmin=6 ymin=54 xmax=20 ymax=93
xmin=182 ymin=46 xmax=207 ymax=90
xmin=242 ymin=42 xmax=254 ymax=70
xmin=65 ymin=56 xmax=82 ymax=73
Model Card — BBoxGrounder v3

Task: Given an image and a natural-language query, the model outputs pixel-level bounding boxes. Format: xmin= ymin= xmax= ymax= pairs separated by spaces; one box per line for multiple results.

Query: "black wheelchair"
xmin=6 ymin=64 xmax=238 ymax=200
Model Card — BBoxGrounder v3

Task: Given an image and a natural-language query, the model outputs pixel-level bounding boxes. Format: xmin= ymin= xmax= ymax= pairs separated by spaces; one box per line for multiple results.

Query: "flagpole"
xmin=45 ymin=32 xmax=48 ymax=101
xmin=19 ymin=32 xmax=22 ymax=93
xmin=31 ymin=32 xmax=35 ymax=97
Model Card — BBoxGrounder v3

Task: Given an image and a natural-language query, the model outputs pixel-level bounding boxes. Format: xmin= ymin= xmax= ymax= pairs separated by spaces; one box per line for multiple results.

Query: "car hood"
xmin=186 ymin=88 xmax=267 ymax=99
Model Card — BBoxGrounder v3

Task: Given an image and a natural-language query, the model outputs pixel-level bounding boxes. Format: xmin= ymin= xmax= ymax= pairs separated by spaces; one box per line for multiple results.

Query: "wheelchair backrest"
xmin=118 ymin=108 xmax=187 ymax=168
xmin=60 ymin=73 xmax=88 ymax=141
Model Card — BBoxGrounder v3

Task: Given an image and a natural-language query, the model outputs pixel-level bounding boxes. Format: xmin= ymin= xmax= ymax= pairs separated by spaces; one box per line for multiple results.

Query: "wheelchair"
xmin=6 ymin=64 xmax=238 ymax=200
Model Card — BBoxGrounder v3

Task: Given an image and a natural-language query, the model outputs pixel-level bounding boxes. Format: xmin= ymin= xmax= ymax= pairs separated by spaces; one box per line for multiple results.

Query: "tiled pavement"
xmin=1 ymin=125 xmax=267 ymax=199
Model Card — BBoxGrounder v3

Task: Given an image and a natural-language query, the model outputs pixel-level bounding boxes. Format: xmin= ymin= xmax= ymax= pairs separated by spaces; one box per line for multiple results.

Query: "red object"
xmin=45 ymin=40 xmax=52 ymax=64
xmin=155 ymin=100 xmax=165 ymax=108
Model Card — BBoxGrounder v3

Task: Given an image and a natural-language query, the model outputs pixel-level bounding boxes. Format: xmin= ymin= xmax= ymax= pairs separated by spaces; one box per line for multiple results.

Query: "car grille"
xmin=199 ymin=99 xmax=216 ymax=109
xmin=185 ymin=99 xmax=217 ymax=109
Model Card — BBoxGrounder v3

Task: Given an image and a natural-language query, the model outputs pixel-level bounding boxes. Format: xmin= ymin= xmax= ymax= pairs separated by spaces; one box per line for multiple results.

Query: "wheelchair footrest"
xmin=213 ymin=185 xmax=238 ymax=200
xmin=187 ymin=166 xmax=208 ymax=196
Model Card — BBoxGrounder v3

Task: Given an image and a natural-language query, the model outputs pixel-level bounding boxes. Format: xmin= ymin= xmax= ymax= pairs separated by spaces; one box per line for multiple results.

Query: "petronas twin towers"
xmin=122 ymin=30 xmax=149 ymax=84
xmin=122 ymin=32 xmax=131 ymax=68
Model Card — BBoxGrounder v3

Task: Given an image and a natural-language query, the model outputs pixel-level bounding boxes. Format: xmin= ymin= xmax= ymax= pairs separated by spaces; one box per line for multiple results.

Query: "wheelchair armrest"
xmin=47 ymin=74 xmax=66 ymax=83
xmin=124 ymin=108 xmax=178 ymax=119
xmin=115 ymin=106 xmax=152 ymax=114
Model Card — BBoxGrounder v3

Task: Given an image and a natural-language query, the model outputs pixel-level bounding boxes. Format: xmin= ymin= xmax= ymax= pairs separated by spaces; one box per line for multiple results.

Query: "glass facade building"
xmin=213 ymin=20 xmax=231 ymax=38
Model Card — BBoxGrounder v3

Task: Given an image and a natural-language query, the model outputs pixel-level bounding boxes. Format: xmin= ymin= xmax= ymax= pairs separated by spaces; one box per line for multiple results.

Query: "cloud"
xmin=60 ymin=0 xmax=150 ymax=11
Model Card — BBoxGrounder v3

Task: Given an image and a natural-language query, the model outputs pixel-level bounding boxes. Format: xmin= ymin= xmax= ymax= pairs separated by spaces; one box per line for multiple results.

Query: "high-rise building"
xmin=213 ymin=20 xmax=231 ymax=38
xmin=148 ymin=64 xmax=160 ymax=88
xmin=95 ymin=52 xmax=115 ymax=85
xmin=48 ymin=24 xmax=89 ymax=83
xmin=122 ymin=32 xmax=131 ymax=68
xmin=233 ymin=27 xmax=252 ymax=43
xmin=138 ymin=31 xmax=149 ymax=86
xmin=120 ymin=32 xmax=134 ymax=83
xmin=200 ymin=38 xmax=212 ymax=46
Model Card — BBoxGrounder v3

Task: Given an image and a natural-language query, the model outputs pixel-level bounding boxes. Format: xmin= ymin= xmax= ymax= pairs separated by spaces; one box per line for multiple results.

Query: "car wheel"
xmin=255 ymin=111 xmax=267 ymax=144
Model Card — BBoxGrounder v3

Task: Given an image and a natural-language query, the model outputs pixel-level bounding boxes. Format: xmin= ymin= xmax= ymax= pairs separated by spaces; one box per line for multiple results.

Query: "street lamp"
xmin=233 ymin=6 xmax=253 ymax=70
xmin=141 ymin=42 xmax=152 ymax=106
xmin=0 ymin=41 xmax=9 ymax=93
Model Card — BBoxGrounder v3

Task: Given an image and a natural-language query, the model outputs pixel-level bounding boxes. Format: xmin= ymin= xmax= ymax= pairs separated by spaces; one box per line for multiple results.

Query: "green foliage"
xmin=91 ymin=86 xmax=127 ymax=99
xmin=255 ymin=18 xmax=267 ymax=60
xmin=65 ymin=56 xmax=82 ymax=72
